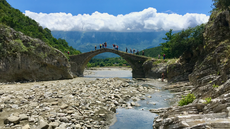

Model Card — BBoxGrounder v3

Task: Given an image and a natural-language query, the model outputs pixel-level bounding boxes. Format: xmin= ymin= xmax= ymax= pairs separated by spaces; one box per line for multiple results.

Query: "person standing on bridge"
xmin=115 ymin=45 xmax=118 ymax=50
xmin=95 ymin=45 xmax=97 ymax=50
xmin=100 ymin=44 xmax=102 ymax=49
xmin=142 ymin=51 xmax=144 ymax=56
xmin=133 ymin=49 xmax=135 ymax=54
xmin=136 ymin=50 xmax=139 ymax=55
xmin=104 ymin=42 xmax=107 ymax=48
xmin=102 ymin=43 xmax=104 ymax=48
xmin=113 ymin=44 xmax=115 ymax=49
xmin=130 ymin=48 xmax=132 ymax=53
xmin=126 ymin=47 xmax=128 ymax=53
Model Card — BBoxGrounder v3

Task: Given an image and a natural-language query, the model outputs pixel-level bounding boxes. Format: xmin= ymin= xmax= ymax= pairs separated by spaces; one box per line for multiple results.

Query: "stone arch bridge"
xmin=69 ymin=48 xmax=149 ymax=78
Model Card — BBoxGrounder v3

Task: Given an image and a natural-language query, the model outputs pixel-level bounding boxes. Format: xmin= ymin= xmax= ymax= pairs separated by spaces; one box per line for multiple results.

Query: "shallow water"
xmin=84 ymin=69 xmax=132 ymax=80
xmin=84 ymin=68 xmax=174 ymax=129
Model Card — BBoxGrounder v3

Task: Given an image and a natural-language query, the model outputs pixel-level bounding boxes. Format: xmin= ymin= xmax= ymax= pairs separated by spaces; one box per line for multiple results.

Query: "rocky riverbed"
xmin=0 ymin=76 xmax=160 ymax=129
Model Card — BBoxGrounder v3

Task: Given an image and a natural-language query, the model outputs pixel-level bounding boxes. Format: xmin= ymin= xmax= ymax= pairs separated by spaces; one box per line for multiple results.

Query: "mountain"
xmin=51 ymin=31 xmax=166 ymax=58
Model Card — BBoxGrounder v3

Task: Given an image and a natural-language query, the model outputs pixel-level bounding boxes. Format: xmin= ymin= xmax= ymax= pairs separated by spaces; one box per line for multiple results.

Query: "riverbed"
xmin=84 ymin=67 xmax=175 ymax=129
xmin=0 ymin=67 xmax=175 ymax=129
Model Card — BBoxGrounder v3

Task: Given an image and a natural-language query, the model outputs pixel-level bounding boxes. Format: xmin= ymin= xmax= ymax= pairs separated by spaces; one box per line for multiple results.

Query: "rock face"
xmin=143 ymin=59 xmax=168 ymax=79
xmin=189 ymin=10 xmax=230 ymax=98
xmin=0 ymin=24 xmax=73 ymax=82
xmin=152 ymin=10 xmax=230 ymax=129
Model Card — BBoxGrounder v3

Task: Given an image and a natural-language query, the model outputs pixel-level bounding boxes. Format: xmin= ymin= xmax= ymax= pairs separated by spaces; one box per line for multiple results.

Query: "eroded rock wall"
xmin=152 ymin=10 xmax=230 ymax=129
xmin=0 ymin=24 xmax=73 ymax=82
xmin=189 ymin=10 xmax=230 ymax=98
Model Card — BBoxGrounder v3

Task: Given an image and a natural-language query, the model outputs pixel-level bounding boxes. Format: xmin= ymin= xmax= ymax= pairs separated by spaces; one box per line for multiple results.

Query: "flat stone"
xmin=49 ymin=122 xmax=59 ymax=128
xmin=76 ymin=124 xmax=81 ymax=128
xmin=59 ymin=117 xmax=69 ymax=123
xmin=22 ymin=124 xmax=30 ymax=129
xmin=130 ymin=102 xmax=135 ymax=106
xmin=19 ymin=114 xmax=28 ymax=121
xmin=60 ymin=103 xmax=68 ymax=109
xmin=51 ymin=102 xmax=58 ymax=105
xmin=99 ymin=114 xmax=105 ymax=117
xmin=39 ymin=119 xmax=49 ymax=129
xmin=5 ymin=116 xmax=20 ymax=124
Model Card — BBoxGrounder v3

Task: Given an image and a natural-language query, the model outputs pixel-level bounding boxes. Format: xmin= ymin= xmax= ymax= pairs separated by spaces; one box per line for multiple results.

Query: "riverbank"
xmin=0 ymin=67 xmax=165 ymax=129
xmin=152 ymin=81 xmax=230 ymax=129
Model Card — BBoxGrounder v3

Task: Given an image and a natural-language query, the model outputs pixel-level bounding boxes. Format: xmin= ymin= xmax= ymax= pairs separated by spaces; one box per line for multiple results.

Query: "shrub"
xmin=204 ymin=97 xmax=212 ymax=104
xmin=178 ymin=93 xmax=196 ymax=106
xmin=213 ymin=84 xmax=219 ymax=88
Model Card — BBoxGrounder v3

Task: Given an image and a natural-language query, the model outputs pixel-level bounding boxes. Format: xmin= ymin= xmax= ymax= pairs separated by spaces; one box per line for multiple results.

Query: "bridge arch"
xmin=69 ymin=48 xmax=149 ymax=78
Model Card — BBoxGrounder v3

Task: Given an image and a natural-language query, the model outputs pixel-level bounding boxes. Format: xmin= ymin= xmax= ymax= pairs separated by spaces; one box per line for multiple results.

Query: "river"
xmin=84 ymin=68 xmax=175 ymax=129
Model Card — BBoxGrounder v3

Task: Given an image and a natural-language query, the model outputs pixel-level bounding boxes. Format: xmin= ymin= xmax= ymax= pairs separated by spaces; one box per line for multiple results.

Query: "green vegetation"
xmin=87 ymin=57 xmax=130 ymax=67
xmin=160 ymin=24 xmax=205 ymax=59
xmin=152 ymin=58 xmax=178 ymax=65
xmin=139 ymin=46 xmax=162 ymax=58
xmin=212 ymin=0 xmax=230 ymax=11
xmin=204 ymin=97 xmax=212 ymax=104
xmin=140 ymin=23 xmax=205 ymax=60
xmin=213 ymin=84 xmax=219 ymax=88
xmin=178 ymin=93 xmax=196 ymax=106
xmin=0 ymin=0 xmax=81 ymax=57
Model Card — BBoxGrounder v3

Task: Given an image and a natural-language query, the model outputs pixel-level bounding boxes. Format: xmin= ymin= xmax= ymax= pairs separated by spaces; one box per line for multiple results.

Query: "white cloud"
xmin=24 ymin=7 xmax=209 ymax=32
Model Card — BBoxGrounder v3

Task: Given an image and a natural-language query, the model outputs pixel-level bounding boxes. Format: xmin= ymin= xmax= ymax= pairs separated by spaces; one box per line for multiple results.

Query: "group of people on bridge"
xmin=94 ymin=42 xmax=145 ymax=56
xmin=126 ymin=47 xmax=144 ymax=55
xmin=95 ymin=42 xmax=108 ymax=50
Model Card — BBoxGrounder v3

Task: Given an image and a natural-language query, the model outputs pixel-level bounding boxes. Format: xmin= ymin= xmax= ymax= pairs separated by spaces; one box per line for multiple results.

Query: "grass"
xmin=152 ymin=58 xmax=179 ymax=65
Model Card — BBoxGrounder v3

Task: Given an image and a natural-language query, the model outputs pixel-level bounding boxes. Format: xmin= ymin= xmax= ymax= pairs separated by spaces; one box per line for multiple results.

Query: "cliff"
xmin=152 ymin=10 xmax=230 ymax=129
xmin=0 ymin=24 xmax=73 ymax=82
xmin=189 ymin=10 xmax=230 ymax=98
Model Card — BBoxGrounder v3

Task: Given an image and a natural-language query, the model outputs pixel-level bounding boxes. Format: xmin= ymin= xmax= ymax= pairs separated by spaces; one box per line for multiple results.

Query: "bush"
xmin=204 ymin=97 xmax=212 ymax=104
xmin=178 ymin=93 xmax=196 ymax=106
xmin=213 ymin=84 xmax=219 ymax=88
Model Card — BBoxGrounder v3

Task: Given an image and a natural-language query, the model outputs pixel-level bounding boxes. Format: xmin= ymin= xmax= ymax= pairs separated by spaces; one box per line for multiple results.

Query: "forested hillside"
xmin=140 ymin=46 xmax=162 ymax=58
xmin=87 ymin=57 xmax=130 ymax=67
xmin=0 ymin=0 xmax=80 ymax=56
xmin=138 ymin=24 xmax=205 ymax=59
xmin=160 ymin=24 xmax=205 ymax=58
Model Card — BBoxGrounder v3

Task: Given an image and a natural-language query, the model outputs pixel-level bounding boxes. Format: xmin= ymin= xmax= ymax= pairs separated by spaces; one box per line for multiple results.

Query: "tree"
xmin=212 ymin=0 xmax=230 ymax=11
xmin=160 ymin=24 xmax=205 ymax=58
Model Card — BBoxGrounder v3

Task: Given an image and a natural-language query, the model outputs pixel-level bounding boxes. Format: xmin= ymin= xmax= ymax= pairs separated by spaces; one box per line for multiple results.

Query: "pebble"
xmin=0 ymin=78 xmax=155 ymax=128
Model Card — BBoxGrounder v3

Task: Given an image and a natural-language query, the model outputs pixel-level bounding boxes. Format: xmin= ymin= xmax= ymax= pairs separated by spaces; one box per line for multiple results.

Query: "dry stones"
xmin=5 ymin=116 xmax=20 ymax=124
xmin=0 ymin=78 xmax=156 ymax=128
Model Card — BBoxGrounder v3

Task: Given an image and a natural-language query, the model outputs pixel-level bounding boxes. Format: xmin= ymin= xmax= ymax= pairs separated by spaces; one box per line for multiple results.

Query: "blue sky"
xmin=6 ymin=0 xmax=213 ymax=31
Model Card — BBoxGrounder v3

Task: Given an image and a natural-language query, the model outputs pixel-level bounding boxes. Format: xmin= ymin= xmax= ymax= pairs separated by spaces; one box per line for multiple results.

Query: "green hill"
xmin=0 ymin=0 xmax=80 ymax=56
xmin=139 ymin=46 xmax=162 ymax=58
